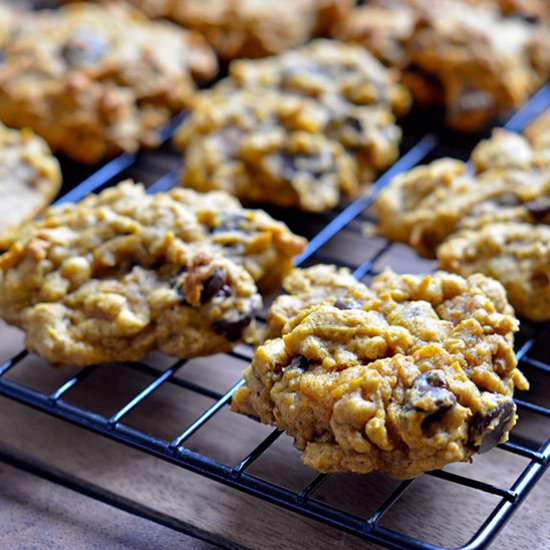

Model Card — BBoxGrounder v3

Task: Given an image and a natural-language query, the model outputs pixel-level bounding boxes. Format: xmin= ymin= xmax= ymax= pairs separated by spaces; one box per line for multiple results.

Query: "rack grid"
xmin=1 ymin=84 xmax=550 ymax=550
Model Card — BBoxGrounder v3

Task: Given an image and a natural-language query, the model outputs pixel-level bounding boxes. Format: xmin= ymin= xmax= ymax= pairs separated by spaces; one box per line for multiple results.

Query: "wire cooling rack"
xmin=1 ymin=85 xmax=550 ymax=549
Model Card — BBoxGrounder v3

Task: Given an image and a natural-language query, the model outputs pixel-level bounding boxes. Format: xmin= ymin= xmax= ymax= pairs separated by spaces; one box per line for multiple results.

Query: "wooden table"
xmin=0 ymin=316 xmax=549 ymax=550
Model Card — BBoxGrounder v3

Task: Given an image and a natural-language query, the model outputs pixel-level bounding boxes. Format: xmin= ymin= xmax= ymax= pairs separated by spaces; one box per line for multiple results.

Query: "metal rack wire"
xmin=1 ymin=85 xmax=550 ymax=549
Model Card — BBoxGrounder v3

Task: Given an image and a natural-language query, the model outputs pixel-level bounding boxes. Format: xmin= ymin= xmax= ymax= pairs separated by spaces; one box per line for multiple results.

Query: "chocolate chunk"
xmin=334 ymin=298 xmax=363 ymax=310
xmin=211 ymin=214 xmax=245 ymax=234
xmin=200 ymin=268 xmax=227 ymax=304
xmin=62 ymin=29 xmax=108 ymax=67
xmin=281 ymin=152 xmax=299 ymax=177
xmin=212 ymin=313 xmax=253 ymax=341
xmin=281 ymin=152 xmax=326 ymax=180
xmin=470 ymin=399 xmax=515 ymax=453
xmin=525 ymin=197 xmax=550 ymax=221
xmin=409 ymin=370 xmax=456 ymax=413
xmin=288 ymin=355 xmax=311 ymax=371
xmin=493 ymin=192 xmax=520 ymax=207
xmin=344 ymin=116 xmax=363 ymax=133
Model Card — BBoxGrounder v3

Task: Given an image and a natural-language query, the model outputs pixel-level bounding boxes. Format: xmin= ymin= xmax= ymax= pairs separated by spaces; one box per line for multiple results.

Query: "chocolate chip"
xmin=493 ymin=192 xmax=520 ymax=207
xmin=211 ymin=214 xmax=245 ymax=234
xmin=470 ymin=400 xmax=515 ymax=453
xmin=408 ymin=370 xmax=456 ymax=413
xmin=525 ymin=197 xmax=550 ymax=222
xmin=344 ymin=116 xmax=363 ymax=133
xmin=288 ymin=355 xmax=310 ymax=371
xmin=62 ymin=30 xmax=108 ymax=67
xmin=280 ymin=152 xmax=327 ymax=181
xmin=281 ymin=152 xmax=298 ymax=177
xmin=212 ymin=313 xmax=253 ymax=342
xmin=333 ymin=298 xmax=362 ymax=310
xmin=200 ymin=268 xmax=227 ymax=304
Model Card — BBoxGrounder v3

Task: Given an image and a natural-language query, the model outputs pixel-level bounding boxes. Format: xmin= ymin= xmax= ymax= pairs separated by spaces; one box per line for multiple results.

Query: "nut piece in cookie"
xmin=233 ymin=269 xmax=527 ymax=478
xmin=0 ymin=180 xmax=308 ymax=366
xmin=265 ymin=265 xmax=374 ymax=339
xmin=0 ymin=3 xmax=217 ymax=163
xmin=123 ymin=0 xmax=352 ymax=60
xmin=0 ymin=124 xmax=61 ymax=249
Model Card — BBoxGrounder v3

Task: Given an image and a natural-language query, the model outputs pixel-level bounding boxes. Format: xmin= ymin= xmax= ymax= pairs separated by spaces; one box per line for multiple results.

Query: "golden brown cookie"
xmin=334 ymin=0 xmax=550 ymax=131
xmin=438 ymin=223 xmax=550 ymax=321
xmin=176 ymin=40 xmax=409 ymax=211
xmin=375 ymin=129 xmax=550 ymax=256
xmin=233 ymin=269 xmax=527 ymax=478
xmin=175 ymin=89 xmax=358 ymax=212
xmin=117 ymin=0 xmax=352 ymax=60
xmin=0 ymin=180 xmax=307 ymax=365
xmin=0 ymin=124 xmax=61 ymax=249
xmin=0 ymin=3 xmax=217 ymax=163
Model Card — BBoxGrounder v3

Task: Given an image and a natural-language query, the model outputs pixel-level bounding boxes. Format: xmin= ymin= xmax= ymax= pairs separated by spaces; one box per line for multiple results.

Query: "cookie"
xmin=334 ymin=0 xmax=550 ymax=131
xmin=117 ymin=0 xmax=352 ymax=60
xmin=0 ymin=3 xmax=217 ymax=163
xmin=438 ymin=223 xmax=550 ymax=321
xmin=175 ymin=89 xmax=358 ymax=212
xmin=265 ymin=265 xmax=374 ymax=339
xmin=375 ymin=129 xmax=550 ymax=256
xmin=0 ymin=180 xmax=306 ymax=365
xmin=232 ymin=269 xmax=527 ymax=478
xmin=176 ymin=40 xmax=409 ymax=211
xmin=0 ymin=124 xmax=62 ymax=249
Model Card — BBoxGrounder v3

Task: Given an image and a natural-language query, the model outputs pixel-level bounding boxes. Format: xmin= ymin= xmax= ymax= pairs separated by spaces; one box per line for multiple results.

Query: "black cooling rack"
xmin=1 ymin=85 xmax=550 ymax=550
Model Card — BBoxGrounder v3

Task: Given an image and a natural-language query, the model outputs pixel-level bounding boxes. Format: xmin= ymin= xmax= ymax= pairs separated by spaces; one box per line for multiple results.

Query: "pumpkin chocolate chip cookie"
xmin=334 ymin=0 xmax=550 ymax=131
xmin=110 ymin=0 xmax=352 ymax=60
xmin=175 ymin=89 xmax=358 ymax=212
xmin=375 ymin=129 xmax=550 ymax=256
xmin=233 ymin=269 xmax=527 ymax=478
xmin=0 ymin=124 xmax=61 ymax=250
xmin=176 ymin=40 xmax=410 ymax=211
xmin=375 ymin=128 xmax=550 ymax=320
xmin=0 ymin=181 xmax=306 ymax=366
xmin=0 ymin=2 xmax=217 ymax=163
xmin=438 ymin=223 xmax=550 ymax=322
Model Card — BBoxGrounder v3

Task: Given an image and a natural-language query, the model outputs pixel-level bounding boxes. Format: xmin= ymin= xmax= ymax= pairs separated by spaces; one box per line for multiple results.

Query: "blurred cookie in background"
xmin=333 ymin=0 xmax=550 ymax=131
xmin=0 ymin=123 xmax=61 ymax=249
xmin=176 ymin=40 xmax=410 ymax=212
xmin=102 ymin=0 xmax=353 ymax=60
xmin=0 ymin=2 xmax=217 ymax=163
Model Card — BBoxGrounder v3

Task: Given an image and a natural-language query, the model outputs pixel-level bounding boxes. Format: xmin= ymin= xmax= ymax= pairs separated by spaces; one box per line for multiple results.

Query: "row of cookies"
xmin=0 ymin=179 xmax=528 ymax=479
xmin=0 ymin=0 xmax=540 ymax=479
xmin=375 ymin=116 xmax=550 ymax=321
xmin=57 ymin=0 xmax=550 ymax=134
